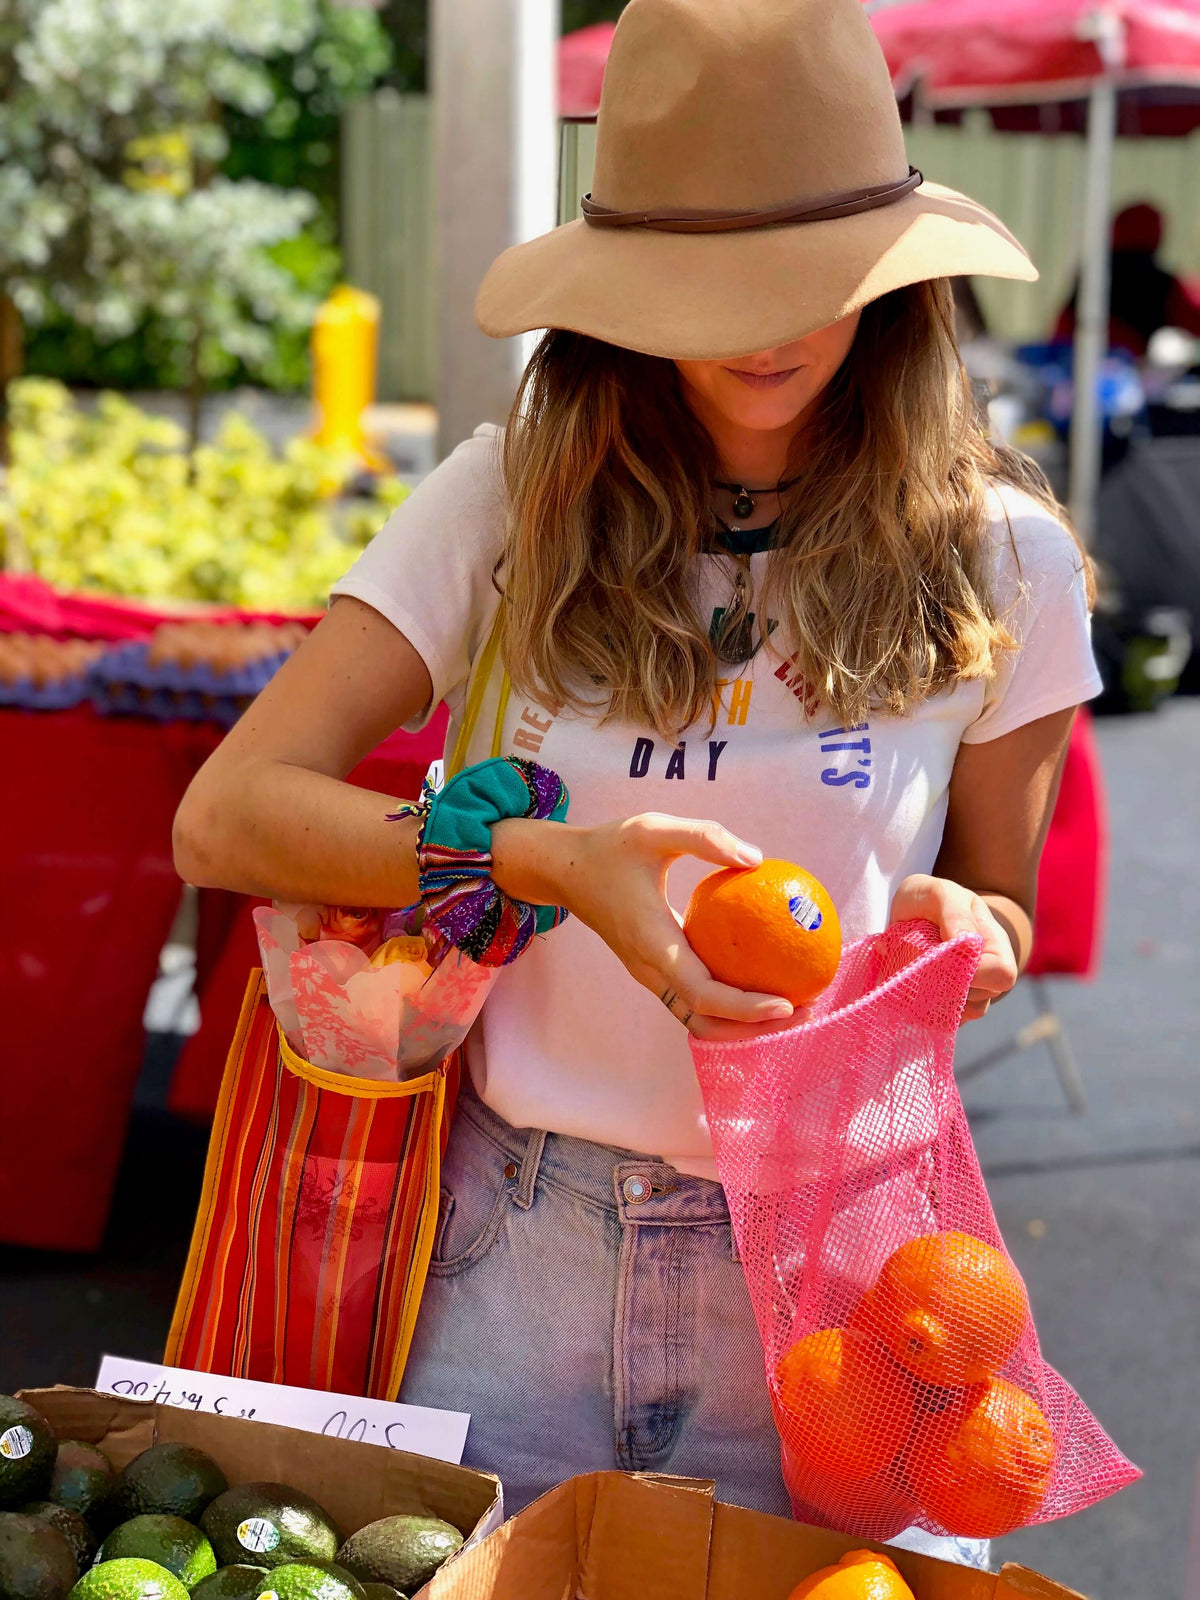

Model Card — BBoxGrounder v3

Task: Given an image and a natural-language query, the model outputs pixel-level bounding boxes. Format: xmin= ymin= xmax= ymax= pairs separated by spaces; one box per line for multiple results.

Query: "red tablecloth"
xmin=0 ymin=705 xmax=446 ymax=1253
xmin=1026 ymin=707 xmax=1107 ymax=980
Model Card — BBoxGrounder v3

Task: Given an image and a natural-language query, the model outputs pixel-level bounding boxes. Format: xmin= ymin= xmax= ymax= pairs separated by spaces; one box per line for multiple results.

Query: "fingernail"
xmin=736 ymin=844 xmax=763 ymax=866
xmin=763 ymin=1000 xmax=793 ymax=1018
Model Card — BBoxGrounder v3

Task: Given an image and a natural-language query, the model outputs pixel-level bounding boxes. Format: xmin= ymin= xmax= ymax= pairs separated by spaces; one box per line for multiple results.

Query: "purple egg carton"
xmin=0 ymin=671 xmax=93 ymax=711
xmin=89 ymin=640 xmax=292 ymax=726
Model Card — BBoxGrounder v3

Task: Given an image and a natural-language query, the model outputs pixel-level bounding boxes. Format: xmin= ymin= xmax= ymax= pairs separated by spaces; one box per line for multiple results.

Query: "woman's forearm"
xmin=979 ymin=892 xmax=1033 ymax=974
xmin=175 ymin=759 xmax=581 ymax=912
xmin=174 ymin=758 xmax=422 ymax=907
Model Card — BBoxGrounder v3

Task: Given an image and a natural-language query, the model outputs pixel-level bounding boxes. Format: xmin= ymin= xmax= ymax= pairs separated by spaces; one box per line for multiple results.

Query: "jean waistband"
xmin=455 ymin=1077 xmax=733 ymax=1229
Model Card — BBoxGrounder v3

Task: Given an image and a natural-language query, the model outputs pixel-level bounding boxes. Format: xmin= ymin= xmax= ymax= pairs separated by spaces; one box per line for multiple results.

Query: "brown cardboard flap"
xmin=580 ymin=1475 xmax=715 ymax=1600
xmin=994 ymin=1566 xmax=1089 ymax=1600
xmin=704 ymin=1501 xmax=1001 ymax=1600
xmin=18 ymin=1388 xmax=500 ymax=1547
xmin=425 ymin=1475 xmax=581 ymax=1600
xmin=18 ymin=1387 xmax=156 ymax=1467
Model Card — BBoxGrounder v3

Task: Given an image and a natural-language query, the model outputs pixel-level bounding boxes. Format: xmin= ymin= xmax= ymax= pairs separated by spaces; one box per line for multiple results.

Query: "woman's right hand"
xmin=492 ymin=811 xmax=795 ymax=1038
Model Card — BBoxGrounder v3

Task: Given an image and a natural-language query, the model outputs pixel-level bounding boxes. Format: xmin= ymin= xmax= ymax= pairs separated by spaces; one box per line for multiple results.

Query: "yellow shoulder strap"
xmin=446 ymin=614 xmax=511 ymax=778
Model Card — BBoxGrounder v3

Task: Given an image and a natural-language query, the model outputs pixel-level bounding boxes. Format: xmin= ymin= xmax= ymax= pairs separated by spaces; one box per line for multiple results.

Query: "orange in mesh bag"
xmin=690 ymin=919 xmax=1140 ymax=1542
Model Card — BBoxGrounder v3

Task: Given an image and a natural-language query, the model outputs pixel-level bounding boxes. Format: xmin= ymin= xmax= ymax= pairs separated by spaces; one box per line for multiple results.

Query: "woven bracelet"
xmin=387 ymin=756 xmax=570 ymax=967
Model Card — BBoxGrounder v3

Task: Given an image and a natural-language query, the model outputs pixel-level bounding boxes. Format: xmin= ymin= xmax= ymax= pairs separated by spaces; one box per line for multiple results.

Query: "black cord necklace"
xmin=712 ymin=473 xmax=802 ymax=522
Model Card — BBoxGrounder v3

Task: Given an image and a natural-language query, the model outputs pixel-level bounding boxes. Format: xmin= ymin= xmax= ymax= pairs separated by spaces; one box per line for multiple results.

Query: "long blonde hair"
xmin=498 ymin=279 xmax=1089 ymax=736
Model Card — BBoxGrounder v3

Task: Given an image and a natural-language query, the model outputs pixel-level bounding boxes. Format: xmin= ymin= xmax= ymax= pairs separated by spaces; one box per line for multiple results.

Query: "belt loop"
xmin=512 ymin=1127 xmax=546 ymax=1211
xmin=729 ymin=1221 xmax=741 ymax=1264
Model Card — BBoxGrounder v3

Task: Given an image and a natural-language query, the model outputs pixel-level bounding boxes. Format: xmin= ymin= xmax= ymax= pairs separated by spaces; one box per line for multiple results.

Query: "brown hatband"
xmin=580 ymin=166 xmax=923 ymax=234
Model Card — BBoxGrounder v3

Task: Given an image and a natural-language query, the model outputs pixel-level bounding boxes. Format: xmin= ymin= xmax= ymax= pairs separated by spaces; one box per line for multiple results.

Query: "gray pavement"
xmin=964 ymin=700 xmax=1200 ymax=1598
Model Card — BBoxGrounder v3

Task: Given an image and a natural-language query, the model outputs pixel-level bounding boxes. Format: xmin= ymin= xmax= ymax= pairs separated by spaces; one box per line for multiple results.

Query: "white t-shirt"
xmin=332 ymin=424 xmax=1102 ymax=1177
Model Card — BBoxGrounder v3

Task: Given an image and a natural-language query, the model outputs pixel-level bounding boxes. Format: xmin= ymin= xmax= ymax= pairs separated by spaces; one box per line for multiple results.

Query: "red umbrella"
xmin=869 ymin=0 xmax=1200 ymax=136
xmin=870 ymin=0 xmax=1200 ymax=107
xmin=559 ymin=21 xmax=616 ymax=118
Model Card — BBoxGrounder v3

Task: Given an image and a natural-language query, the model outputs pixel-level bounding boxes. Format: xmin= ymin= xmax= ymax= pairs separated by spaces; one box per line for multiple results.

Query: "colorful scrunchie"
xmin=387 ymin=757 xmax=570 ymax=967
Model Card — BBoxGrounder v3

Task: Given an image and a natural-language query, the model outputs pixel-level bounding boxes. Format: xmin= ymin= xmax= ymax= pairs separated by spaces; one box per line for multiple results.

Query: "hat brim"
xmin=475 ymin=181 xmax=1037 ymax=360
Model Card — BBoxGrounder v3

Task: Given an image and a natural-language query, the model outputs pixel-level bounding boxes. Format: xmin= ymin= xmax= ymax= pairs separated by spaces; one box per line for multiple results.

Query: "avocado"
xmin=189 ymin=1567 xmax=268 ymax=1600
xmin=47 ymin=1443 xmax=116 ymax=1529
xmin=0 ymin=1511 xmax=78 ymax=1600
xmin=67 ymin=1557 xmax=189 ymax=1600
xmin=244 ymin=1563 xmax=362 ymax=1600
xmin=199 ymin=1486 xmax=339 ymax=1572
xmin=0 ymin=1400 xmax=57 ymax=1509
xmin=16 ymin=1504 xmax=97 ymax=1573
xmin=112 ymin=1448 xmax=227 ymax=1526
xmin=97 ymin=1516 xmax=215 ymax=1586
xmin=294 ymin=1564 xmax=366 ymax=1600
xmin=361 ymin=1585 xmax=406 ymax=1600
xmin=335 ymin=1517 xmax=462 ymax=1596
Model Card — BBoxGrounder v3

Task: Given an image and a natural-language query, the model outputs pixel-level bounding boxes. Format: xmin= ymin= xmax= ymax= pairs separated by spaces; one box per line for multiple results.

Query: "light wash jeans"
xmin=400 ymin=1079 xmax=990 ymax=1570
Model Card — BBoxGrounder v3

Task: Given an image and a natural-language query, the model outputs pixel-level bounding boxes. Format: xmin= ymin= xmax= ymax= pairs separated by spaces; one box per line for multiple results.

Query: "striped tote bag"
xmin=166 ymin=617 xmax=514 ymax=1397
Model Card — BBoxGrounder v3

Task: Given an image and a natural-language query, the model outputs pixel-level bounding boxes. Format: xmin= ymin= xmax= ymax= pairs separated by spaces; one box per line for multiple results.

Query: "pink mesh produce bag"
xmin=691 ymin=919 xmax=1139 ymax=1543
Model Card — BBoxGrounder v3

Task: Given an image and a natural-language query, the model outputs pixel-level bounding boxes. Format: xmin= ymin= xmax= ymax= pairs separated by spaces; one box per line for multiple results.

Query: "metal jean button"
xmin=622 ymin=1174 xmax=652 ymax=1204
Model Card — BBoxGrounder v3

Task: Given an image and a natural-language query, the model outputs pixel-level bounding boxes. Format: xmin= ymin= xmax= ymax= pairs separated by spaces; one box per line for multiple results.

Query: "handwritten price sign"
xmin=95 ymin=1356 xmax=470 ymax=1465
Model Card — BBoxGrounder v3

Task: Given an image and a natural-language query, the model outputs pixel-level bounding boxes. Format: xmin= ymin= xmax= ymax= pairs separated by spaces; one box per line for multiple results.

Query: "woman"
xmin=174 ymin=0 xmax=1100 ymax=1562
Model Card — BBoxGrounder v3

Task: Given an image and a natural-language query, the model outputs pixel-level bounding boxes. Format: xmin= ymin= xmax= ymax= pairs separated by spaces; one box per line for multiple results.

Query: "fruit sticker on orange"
xmin=788 ymin=891 xmax=823 ymax=932
xmin=0 ymin=1425 xmax=33 ymax=1459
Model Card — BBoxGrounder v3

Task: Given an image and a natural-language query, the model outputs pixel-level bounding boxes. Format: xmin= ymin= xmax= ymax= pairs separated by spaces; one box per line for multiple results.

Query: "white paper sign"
xmin=95 ymin=1355 xmax=470 ymax=1465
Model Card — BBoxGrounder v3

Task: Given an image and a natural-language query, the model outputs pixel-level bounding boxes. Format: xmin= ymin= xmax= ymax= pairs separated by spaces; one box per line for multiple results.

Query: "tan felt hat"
xmin=476 ymin=0 xmax=1037 ymax=360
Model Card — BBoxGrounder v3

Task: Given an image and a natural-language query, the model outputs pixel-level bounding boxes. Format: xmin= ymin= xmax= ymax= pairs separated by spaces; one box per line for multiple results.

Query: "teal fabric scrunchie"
xmin=388 ymin=757 xmax=570 ymax=966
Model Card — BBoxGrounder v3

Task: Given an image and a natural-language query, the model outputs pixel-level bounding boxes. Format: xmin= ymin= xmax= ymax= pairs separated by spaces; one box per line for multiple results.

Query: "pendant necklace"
xmin=712 ymin=472 xmax=802 ymax=523
xmin=711 ymin=514 xmax=779 ymax=666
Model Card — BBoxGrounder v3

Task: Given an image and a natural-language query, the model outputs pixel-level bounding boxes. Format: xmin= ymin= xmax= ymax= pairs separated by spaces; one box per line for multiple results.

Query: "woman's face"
xmin=673 ymin=312 xmax=861 ymax=436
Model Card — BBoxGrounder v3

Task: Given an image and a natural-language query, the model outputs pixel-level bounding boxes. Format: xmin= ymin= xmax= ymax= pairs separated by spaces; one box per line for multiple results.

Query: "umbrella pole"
xmin=1068 ymin=74 xmax=1117 ymax=540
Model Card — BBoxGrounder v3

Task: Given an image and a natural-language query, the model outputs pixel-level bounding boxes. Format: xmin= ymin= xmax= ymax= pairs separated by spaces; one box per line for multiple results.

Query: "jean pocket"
xmin=428 ymin=1167 xmax=514 ymax=1278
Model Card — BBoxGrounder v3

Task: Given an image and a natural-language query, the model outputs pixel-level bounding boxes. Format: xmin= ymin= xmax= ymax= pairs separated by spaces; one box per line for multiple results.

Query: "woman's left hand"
xmin=889 ymin=874 xmax=1019 ymax=1021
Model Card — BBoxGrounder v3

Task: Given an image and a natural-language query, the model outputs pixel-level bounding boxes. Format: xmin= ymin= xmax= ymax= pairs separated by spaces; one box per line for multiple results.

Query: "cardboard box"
xmin=17 ymin=1387 xmax=502 ymax=1575
xmin=423 ymin=1472 xmax=1087 ymax=1600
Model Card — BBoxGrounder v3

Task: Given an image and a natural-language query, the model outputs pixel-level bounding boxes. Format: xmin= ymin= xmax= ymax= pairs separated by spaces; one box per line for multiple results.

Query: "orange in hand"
xmin=683 ymin=858 xmax=841 ymax=1005
xmin=850 ymin=1231 xmax=1029 ymax=1387
xmin=907 ymin=1376 xmax=1056 ymax=1538
xmin=787 ymin=1550 xmax=914 ymax=1600
xmin=772 ymin=1327 xmax=913 ymax=1481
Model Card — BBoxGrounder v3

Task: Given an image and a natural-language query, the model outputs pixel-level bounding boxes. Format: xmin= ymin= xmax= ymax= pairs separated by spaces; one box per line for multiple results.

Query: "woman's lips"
xmin=724 ymin=367 xmax=801 ymax=389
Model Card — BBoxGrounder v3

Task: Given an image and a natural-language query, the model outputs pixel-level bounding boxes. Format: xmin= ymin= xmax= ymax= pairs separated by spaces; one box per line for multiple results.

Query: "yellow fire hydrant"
xmin=311 ymin=285 xmax=390 ymax=475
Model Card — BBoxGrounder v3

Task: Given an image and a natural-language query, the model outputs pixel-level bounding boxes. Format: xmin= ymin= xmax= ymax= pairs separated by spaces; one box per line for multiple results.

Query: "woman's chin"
xmin=715 ymin=383 xmax=815 ymax=433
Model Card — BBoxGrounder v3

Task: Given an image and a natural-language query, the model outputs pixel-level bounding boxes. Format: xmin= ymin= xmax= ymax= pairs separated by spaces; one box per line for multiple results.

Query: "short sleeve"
xmin=960 ymin=488 xmax=1103 ymax=745
xmin=330 ymin=424 xmax=505 ymax=730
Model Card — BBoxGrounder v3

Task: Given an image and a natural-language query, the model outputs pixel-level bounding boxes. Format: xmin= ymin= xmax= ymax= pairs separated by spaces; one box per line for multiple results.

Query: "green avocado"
xmin=0 ymin=1400 xmax=57 ymax=1509
xmin=199 ymin=1486 xmax=339 ymax=1572
xmin=245 ymin=1563 xmax=362 ymax=1600
xmin=47 ymin=1443 xmax=116 ymax=1530
xmin=0 ymin=1511 xmax=79 ymax=1600
xmin=16 ymin=1503 xmax=98 ymax=1573
xmin=335 ymin=1517 xmax=462 ymax=1596
xmin=188 ymin=1566 xmax=266 ymax=1600
xmin=294 ymin=1563 xmax=366 ymax=1600
xmin=97 ymin=1516 xmax=215 ymax=1587
xmin=361 ymin=1584 xmax=406 ymax=1600
xmin=67 ymin=1557 xmax=189 ymax=1600
xmin=112 ymin=1448 xmax=227 ymax=1526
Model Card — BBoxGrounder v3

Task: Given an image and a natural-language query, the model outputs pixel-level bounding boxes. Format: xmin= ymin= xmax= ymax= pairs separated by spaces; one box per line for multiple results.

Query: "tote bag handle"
xmin=445 ymin=613 xmax=511 ymax=779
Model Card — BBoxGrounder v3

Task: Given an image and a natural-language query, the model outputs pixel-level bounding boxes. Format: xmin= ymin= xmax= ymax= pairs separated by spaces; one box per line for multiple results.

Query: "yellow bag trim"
xmin=276 ymin=1024 xmax=444 ymax=1100
xmin=164 ymin=967 xmax=267 ymax=1367
xmin=447 ymin=614 xmax=511 ymax=778
xmin=385 ymin=1059 xmax=450 ymax=1397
